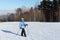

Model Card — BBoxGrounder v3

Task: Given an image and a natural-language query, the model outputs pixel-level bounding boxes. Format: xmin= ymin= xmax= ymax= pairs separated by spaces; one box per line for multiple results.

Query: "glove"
xmin=26 ymin=24 xmax=28 ymax=26
xmin=20 ymin=27 xmax=22 ymax=29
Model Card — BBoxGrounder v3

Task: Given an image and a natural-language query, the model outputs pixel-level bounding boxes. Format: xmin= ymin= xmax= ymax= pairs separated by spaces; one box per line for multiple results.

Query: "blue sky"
xmin=0 ymin=0 xmax=41 ymax=10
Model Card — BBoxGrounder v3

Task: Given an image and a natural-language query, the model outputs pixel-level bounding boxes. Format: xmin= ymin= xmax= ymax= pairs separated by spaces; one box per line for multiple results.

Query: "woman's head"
xmin=21 ymin=18 xmax=24 ymax=22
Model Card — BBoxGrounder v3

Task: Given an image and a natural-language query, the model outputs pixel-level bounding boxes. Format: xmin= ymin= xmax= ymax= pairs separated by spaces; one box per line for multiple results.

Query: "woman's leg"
xmin=23 ymin=28 xmax=26 ymax=37
xmin=21 ymin=29 xmax=24 ymax=36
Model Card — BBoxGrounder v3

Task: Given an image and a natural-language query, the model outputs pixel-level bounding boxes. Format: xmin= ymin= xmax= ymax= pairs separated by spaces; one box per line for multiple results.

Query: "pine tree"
xmin=52 ymin=0 xmax=58 ymax=22
xmin=38 ymin=0 xmax=52 ymax=22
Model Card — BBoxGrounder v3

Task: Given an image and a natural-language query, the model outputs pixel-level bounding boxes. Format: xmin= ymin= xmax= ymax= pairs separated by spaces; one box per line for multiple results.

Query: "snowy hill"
xmin=0 ymin=22 xmax=60 ymax=40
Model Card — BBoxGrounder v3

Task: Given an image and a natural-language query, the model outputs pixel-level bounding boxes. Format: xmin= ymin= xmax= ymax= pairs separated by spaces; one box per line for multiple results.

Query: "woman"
xmin=19 ymin=18 xmax=28 ymax=37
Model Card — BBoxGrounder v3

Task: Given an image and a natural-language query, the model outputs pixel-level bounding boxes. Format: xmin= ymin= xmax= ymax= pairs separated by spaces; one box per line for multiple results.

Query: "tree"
xmin=16 ymin=8 xmax=23 ymax=18
xmin=58 ymin=0 xmax=60 ymax=4
xmin=29 ymin=7 xmax=34 ymax=21
xmin=57 ymin=0 xmax=60 ymax=21
xmin=16 ymin=8 xmax=21 ymax=15
xmin=52 ymin=0 xmax=58 ymax=22
xmin=8 ymin=14 xmax=14 ymax=21
xmin=38 ymin=0 xmax=52 ymax=22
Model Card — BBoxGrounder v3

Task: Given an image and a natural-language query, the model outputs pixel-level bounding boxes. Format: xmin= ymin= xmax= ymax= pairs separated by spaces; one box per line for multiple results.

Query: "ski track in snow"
xmin=0 ymin=22 xmax=60 ymax=40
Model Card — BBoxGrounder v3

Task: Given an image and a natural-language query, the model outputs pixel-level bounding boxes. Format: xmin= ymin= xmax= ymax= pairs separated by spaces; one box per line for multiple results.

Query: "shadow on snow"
xmin=1 ymin=30 xmax=20 ymax=36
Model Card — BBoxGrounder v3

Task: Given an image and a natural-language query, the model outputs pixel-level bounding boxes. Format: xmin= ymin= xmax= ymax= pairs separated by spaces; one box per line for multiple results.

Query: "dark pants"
xmin=21 ymin=28 xmax=26 ymax=37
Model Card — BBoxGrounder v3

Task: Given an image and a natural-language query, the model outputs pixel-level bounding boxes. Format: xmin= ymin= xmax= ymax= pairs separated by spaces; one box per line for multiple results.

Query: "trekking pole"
xmin=26 ymin=24 xmax=34 ymax=40
xmin=26 ymin=24 xmax=29 ymax=36
xmin=17 ymin=29 xmax=20 ymax=35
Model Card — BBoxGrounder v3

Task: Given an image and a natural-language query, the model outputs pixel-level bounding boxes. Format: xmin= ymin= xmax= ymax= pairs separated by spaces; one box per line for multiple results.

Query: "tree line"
xmin=0 ymin=0 xmax=60 ymax=22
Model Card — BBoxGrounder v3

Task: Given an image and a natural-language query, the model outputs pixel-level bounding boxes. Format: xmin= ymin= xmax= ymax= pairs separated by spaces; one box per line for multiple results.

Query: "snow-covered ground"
xmin=0 ymin=22 xmax=60 ymax=40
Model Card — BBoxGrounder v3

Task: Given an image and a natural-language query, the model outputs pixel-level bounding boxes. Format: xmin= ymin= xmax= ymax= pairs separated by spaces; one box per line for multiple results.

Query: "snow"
xmin=0 ymin=22 xmax=60 ymax=40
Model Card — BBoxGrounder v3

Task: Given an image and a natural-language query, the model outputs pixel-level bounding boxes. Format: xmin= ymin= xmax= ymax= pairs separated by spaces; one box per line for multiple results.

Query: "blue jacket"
xmin=19 ymin=22 xmax=26 ymax=29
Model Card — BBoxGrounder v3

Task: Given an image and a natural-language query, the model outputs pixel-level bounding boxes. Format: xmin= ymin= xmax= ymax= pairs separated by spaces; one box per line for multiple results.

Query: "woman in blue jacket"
xmin=19 ymin=18 xmax=27 ymax=37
